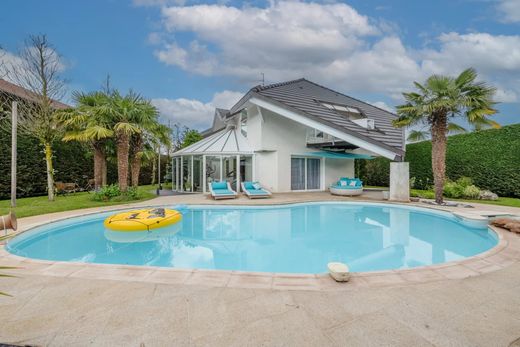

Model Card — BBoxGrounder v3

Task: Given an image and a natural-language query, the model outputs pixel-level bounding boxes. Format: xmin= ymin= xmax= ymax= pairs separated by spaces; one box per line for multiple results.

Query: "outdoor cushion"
xmin=243 ymin=181 xmax=255 ymax=190
xmin=212 ymin=189 xmax=235 ymax=195
xmin=252 ymin=183 xmax=262 ymax=190
xmin=340 ymin=181 xmax=347 ymax=187
xmin=211 ymin=181 xmax=228 ymax=190
xmin=349 ymin=181 xmax=357 ymax=187
xmin=248 ymin=189 xmax=269 ymax=195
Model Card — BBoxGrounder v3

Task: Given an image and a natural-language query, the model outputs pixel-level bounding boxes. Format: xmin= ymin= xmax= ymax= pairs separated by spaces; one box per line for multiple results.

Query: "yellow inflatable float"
xmin=104 ymin=208 xmax=182 ymax=232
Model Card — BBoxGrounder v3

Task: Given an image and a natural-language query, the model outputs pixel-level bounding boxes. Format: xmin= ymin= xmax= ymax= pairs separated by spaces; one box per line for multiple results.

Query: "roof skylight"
xmin=317 ymin=101 xmax=364 ymax=120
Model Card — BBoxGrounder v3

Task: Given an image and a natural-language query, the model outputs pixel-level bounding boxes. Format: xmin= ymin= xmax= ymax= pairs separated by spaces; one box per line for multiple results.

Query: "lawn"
xmin=367 ymin=186 xmax=520 ymax=208
xmin=0 ymin=185 xmax=158 ymax=218
xmin=410 ymin=189 xmax=520 ymax=208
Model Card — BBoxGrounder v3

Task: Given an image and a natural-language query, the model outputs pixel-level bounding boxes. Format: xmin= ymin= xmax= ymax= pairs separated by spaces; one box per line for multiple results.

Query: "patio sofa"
xmin=330 ymin=177 xmax=363 ymax=196
xmin=209 ymin=181 xmax=238 ymax=200
xmin=241 ymin=181 xmax=272 ymax=199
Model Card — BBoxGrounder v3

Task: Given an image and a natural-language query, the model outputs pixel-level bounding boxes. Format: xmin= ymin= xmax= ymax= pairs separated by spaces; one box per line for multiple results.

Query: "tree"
xmin=393 ymin=68 xmax=497 ymax=204
xmin=109 ymin=91 xmax=158 ymax=192
xmin=180 ymin=129 xmax=202 ymax=149
xmin=59 ymin=91 xmax=113 ymax=189
xmin=8 ymin=35 xmax=67 ymax=201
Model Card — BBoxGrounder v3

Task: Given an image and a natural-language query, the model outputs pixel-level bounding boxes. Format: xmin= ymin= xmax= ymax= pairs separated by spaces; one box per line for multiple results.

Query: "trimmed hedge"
xmin=0 ymin=124 xmax=166 ymax=199
xmin=356 ymin=124 xmax=520 ymax=198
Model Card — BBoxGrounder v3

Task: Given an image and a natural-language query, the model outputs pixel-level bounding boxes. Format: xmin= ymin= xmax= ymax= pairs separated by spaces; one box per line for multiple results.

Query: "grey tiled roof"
xmin=0 ymin=78 xmax=69 ymax=109
xmin=231 ymin=78 xmax=404 ymax=158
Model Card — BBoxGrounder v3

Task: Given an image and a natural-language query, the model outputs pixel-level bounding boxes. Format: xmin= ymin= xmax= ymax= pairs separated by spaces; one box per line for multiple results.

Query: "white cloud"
xmin=156 ymin=1 xmax=381 ymax=82
xmin=420 ymin=33 xmax=520 ymax=75
xmin=147 ymin=1 xmax=520 ymax=105
xmin=370 ymin=101 xmax=395 ymax=113
xmin=497 ymin=0 xmax=520 ymax=23
xmin=152 ymin=90 xmax=242 ymax=130
xmin=0 ymin=49 xmax=24 ymax=82
xmin=0 ymin=46 xmax=67 ymax=84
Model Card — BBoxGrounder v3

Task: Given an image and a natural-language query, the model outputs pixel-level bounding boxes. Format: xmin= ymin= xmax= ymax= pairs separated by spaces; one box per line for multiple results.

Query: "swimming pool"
xmin=7 ymin=202 xmax=498 ymax=273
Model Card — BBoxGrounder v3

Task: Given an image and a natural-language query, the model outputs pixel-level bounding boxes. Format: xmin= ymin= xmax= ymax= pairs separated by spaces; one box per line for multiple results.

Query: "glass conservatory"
xmin=172 ymin=126 xmax=254 ymax=193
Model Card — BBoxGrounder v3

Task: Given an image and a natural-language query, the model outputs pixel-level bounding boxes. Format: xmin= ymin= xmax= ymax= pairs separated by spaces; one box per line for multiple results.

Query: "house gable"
xmin=229 ymin=78 xmax=405 ymax=160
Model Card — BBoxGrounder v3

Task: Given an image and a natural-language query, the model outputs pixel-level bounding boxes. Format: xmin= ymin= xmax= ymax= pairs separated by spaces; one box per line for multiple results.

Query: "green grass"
xmin=410 ymin=188 xmax=520 ymax=208
xmin=0 ymin=185 xmax=158 ymax=218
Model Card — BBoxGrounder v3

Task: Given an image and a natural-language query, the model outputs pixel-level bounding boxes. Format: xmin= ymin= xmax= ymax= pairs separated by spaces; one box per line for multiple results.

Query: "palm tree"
xmin=109 ymin=91 xmax=158 ymax=192
xmin=59 ymin=91 xmax=113 ymax=189
xmin=393 ymin=68 xmax=497 ymax=204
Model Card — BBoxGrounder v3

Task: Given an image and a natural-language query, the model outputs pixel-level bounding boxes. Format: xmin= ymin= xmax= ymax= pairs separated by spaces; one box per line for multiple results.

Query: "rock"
xmin=479 ymin=190 xmax=498 ymax=201
xmin=491 ymin=218 xmax=520 ymax=234
xmin=328 ymin=262 xmax=350 ymax=282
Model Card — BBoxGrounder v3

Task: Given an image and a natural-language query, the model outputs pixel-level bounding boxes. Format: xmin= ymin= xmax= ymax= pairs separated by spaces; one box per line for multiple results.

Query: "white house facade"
xmin=172 ymin=79 xmax=405 ymax=194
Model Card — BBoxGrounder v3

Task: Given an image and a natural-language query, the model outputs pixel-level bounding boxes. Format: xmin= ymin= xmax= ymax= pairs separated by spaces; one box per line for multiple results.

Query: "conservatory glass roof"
xmin=173 ymin=126 xmax=253 ymax=156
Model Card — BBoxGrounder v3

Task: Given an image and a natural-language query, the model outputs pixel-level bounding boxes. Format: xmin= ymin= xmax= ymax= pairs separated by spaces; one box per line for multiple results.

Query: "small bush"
xmin=125 ymin=186 xmax=140 ymax=200
xmin=456 ymin=176 xmax=473 ymax=188
xmin=411 ymin=189 xmax=435 ymax=199
xmin=463 ymin=185 xmax=481 ymax=199
xmin=92 ymin=184 xmax=142 ymax=202
xmin=443 ymin=181 xmax=464 ymax=199
xmin=92 ymin=184 xmax=121 ymax=202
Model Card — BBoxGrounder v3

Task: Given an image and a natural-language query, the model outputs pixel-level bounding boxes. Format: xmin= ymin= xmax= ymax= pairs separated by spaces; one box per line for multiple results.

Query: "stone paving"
xmin=1 ymin=191 xmax=520 ymax=346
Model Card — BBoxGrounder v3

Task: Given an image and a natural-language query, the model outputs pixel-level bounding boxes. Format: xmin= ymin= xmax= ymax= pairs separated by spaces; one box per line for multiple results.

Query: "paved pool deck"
xmin=1 ymin=192 xmax=520 ymax=346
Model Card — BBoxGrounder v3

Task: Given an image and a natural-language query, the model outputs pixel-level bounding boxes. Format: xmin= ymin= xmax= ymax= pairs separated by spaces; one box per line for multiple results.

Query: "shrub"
xmin=410 ymin=189 xmax=435 ymax=199
xmin=456 ymin=176 xmax=473 ymax=188
xmin=125 ymin=186 xmax=140 ymax=200
xmin=463 ymin=185 xmax=481 ymax=199
xmin=92 ymin=184 xmax=143 ymax=202
xmin=443 ymin=180 xmax=464 ymax=198
xmin=92 ymin=184 xmax=121 ymax=201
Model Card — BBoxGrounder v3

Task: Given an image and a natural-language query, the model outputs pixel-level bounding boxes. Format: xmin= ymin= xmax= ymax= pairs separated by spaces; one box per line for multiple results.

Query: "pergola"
xmin=172 ymin=125 xmax=254 ymax=193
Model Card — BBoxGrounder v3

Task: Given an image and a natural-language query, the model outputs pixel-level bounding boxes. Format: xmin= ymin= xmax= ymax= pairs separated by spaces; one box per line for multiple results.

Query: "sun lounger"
xmin=241 ymin=181 xmax=272 ymax=199
xmin=209 ymin=181 xmax=238 ymax=200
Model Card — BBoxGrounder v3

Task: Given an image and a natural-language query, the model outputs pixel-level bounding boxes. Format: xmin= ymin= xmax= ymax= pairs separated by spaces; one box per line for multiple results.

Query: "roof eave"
xmin=249 ymin=92 xmax=404 ymax=160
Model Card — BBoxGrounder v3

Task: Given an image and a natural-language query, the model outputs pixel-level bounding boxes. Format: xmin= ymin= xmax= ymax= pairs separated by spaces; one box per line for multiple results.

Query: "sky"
xmin=0 ymin=0 xmax=519 ymax=130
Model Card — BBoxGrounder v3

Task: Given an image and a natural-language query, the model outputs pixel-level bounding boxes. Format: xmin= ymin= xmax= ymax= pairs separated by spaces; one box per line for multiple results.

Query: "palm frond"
xmin=407 ymin=130 xmax=429 ymax=142
xmin=447 ymin=122 xmax=467 ymax=134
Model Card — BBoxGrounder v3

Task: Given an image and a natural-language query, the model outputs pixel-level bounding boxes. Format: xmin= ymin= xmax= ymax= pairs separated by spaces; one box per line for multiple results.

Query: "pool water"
xmin=7 ymin=203 xmax=498 ymax=273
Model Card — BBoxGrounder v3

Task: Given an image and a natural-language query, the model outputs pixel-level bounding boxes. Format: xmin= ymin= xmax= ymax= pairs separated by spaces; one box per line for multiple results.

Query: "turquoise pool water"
xmin=7 ymin=203 xmax=498 ymax=273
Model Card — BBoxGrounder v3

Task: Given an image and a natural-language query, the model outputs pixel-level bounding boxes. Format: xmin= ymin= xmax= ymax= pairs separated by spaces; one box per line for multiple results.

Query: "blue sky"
xmin=1 ymin=0 xmax=519 ymax=129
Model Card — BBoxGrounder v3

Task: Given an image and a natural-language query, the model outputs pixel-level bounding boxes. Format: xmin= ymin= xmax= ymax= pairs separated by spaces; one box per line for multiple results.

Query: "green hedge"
xmin=356 ymin=124 xmax=520 ymax=198
xmin=0 ymin=125 xmax=166 ymax=199
xmin=0 ymin=125 xmax=92 ymax=199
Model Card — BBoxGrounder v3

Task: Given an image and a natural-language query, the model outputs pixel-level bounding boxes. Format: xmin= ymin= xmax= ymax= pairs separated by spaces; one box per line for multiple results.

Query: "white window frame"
xmin=291 ymin=156 xmax=322 ymax=191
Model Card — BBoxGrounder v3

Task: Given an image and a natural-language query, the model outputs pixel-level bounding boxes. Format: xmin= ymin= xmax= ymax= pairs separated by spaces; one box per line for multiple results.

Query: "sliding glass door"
xmin=291 ymin=157 xmax=321 ymax=191
xmin=306 ymin=158 xmax=320 ymax=190
xmin=291 ymin=158 xmax=306 ymax=190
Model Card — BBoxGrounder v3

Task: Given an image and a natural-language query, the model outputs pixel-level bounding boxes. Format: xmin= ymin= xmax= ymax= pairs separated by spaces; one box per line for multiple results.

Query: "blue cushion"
xmin=248 ymin=189 xmax=268 ymax=195
xmin=243 ymin=181 xmax=255 ymax=190
xmin=211 ymin=181 xmax=228 ymax=190
xmin=213 ymin=189 xmax=234 ymax=195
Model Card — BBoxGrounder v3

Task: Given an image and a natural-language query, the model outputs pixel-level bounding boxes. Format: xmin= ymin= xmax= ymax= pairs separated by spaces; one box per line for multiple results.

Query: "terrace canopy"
xmin=172 ymin=126 xmax=254 ymax=193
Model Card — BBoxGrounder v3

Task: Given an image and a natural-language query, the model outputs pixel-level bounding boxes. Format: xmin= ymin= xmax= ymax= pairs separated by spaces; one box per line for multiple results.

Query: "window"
xmin=291 ymin=157 xmax=321 ymax=191
xmin=206 ymin=156 xmax=221 ymax=190
xmin=240 ymin=113 xmax=248 ymax=137
xmin=317 ymin=101 xmax=365 ymax=121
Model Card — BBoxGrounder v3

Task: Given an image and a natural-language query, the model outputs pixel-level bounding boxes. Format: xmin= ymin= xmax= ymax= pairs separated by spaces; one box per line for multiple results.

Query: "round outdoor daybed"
xmin=330 ymin=186 xmax=363 ymax=196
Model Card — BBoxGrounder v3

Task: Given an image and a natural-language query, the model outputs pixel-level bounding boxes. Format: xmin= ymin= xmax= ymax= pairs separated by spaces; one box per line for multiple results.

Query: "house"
xmin=0 ymin=78 xmax=69 ymax=109
xmin=172 ymin=78 xmax=406 ymax=194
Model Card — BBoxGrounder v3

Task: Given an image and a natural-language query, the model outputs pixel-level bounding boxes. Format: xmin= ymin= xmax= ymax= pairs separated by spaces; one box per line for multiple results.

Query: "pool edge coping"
xmin=1 ymin=200 xmax=519 ymax=291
